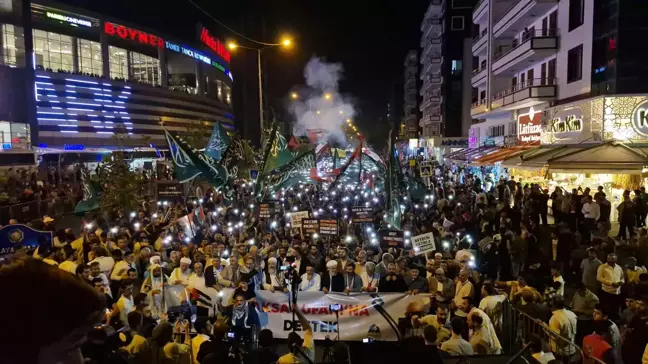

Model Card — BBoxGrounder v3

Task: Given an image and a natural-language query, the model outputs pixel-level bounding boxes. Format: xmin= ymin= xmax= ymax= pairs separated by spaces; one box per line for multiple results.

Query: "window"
xmin=508 ymin=122 xmax=517 ymax=136
xmin=130 ymin=51 xmax=160 ymax=86
xmin=33 ymin=30 xmax=73 ymax=72
xmin=0 ymin=24 xmax=24 ymax=67
xmin=0 ymin=121 xmax=30 ymax=149
xmin=109 ymin=46 xmax=128 ymax=80
xmin=451 ymin=60 xmax=462 ymax=75
xmin=567 ymin=44 xmax=583 ymax=83
xmin=77 ymin=39 xmax=102 ymax=76
xmin=490 ymin=125 xmax=505 ymax=137
xmin=569 ymin=0 xmax=584 ymax=31
xmin=451 ymin=16 xmax=464 ymax=31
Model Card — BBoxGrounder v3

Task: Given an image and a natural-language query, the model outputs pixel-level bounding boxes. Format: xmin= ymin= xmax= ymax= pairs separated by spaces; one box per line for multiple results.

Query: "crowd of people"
xmin=4 ymin=159 xmax=648 ymax=364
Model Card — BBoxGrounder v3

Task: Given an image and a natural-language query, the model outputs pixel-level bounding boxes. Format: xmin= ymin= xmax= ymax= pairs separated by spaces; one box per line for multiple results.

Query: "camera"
xmin=362 ymin=337 xmax=374 ymax=344
xmin=227 ymin=331 xmax=236 ymax=339
xmin=329 ymin=304 xmax=342 ymax=312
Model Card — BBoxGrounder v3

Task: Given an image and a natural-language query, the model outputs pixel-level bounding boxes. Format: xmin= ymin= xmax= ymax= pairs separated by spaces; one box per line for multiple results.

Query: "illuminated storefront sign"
xmin=199 ymin=27 xmax=231 ymax=63
xmin=468 ymin=127 xmax=479 ymax=148
xmin=550 ymin=108 xmax=583 ymax=134
xmin=518 ymin=107 xmax=542 ymax=142
xmin=165 ymin=41 xmax=232 ymax=80
xmin=633 ymin=101 xmax=648 ymax=137
xmin=104 ymin=22 xmax=163 ymax=48
xmin=46 ymin=12 xmax=92 ymax=27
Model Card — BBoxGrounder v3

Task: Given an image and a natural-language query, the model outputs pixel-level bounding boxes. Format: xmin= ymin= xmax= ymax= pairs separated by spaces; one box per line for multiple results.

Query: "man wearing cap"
xmin=428 ymin=268 xmax=455 ymax=307
xmin=170 ymin=257 xmax=192 ymax=286
xmin=321 ymin=260 xmax=344 ymax=293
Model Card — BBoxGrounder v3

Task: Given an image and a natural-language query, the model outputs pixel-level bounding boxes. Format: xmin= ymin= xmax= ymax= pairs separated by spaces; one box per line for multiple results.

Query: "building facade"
xmin=420 ymin=0 xmax=475 ymax=139
xmin=469 ymin=0 xmax=591 ymax=147
xmin=402 ymin=50 xmax=419 ymax=139
xmin=0 ymin=0 xmax=234 ymax=156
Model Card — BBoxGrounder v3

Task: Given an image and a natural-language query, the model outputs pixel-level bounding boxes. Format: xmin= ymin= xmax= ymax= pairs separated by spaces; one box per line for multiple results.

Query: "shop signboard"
xmin=549 ymin=107 xmax=583 ymax=135
xmin=104 ymin=22 xmax=164 ymax=48
xmin=290 ymin=211 xmax=310 ymax=228
xmin=419 ymin=161 xmax=433 ymax=177
xmin=302 ymin=219 xmax=319 ymax=237
xmin=469 ymin=128 xmax=479 ymax=148
xmin=199 ymin=27 xmax=231 ymax=63
xmin=633 ymin=100 xmax=648 ymax=137
xmin=518 ymin=107 xmax=542 ymax=143
xmin=319 ymin=219 xmax=338 ymax=236
xmin=440 ymin=138 xmax=468 ymax=147
xmin=503 ymin=135 xmax=517 ymax=148
xmin=0 ymin=224 xmax=52 ymax=255
xmin=351 ymin=206 xmax=373 ymax=223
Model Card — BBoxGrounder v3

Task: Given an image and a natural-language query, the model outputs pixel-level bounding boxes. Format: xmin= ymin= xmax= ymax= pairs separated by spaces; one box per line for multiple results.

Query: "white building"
xmin=469 ymin=0 xmax=591 ymax=147
xmin=403 ymin=50 xmax=420 ymax=140
xmin=419 ymin=0 xmax=444 ymax=138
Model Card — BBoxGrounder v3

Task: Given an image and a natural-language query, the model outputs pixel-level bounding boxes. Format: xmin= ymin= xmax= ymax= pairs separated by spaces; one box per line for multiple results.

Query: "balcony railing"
xmin=492 ymin=29 xmax=558 ymax=62
xmin=472 ymin=28 xmax=488 ymax=44
xmin=471 ymin=99 xmax=487 ymax=108
xmin=472 ymin=62 xmax=487 ymax=75
xmin=493 ymin=78 xmax=556 ymax=99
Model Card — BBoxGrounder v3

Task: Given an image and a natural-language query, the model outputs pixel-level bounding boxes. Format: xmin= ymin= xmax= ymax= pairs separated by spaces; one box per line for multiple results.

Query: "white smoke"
xmin=289 ymin=57 xmax=355 ymax=144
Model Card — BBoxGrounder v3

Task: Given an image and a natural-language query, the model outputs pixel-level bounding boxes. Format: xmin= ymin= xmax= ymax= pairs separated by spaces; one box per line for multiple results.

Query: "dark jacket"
xmin=378 ymin=274 xmax=408 ymax=293
xmin=204 ymin=265 xmax=222 ymax=288
xmin=321 ymin=272 xmax=345 ymax=292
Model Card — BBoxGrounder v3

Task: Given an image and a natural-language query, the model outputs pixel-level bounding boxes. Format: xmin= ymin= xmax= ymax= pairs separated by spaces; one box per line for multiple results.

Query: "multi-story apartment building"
xmin=403 ymin=50 xmax=420 ymax=139
xmin=420 ymin=0 xmax=475 ymax=139
xmin=469 ymin=0 xmax=591 ymax=147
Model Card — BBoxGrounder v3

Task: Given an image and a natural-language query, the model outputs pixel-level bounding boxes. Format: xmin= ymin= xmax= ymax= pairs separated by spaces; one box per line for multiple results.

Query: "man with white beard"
xmin=170 ymin=257 xmax=192 ymax=286
xmin=262 ymin=257 xmax=287 ymax=292
xmin=188 ymin=262 xmax=206 ymax=291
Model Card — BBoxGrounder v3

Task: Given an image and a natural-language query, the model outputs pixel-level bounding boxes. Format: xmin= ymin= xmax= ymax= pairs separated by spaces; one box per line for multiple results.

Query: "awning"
xmin=500 ymin=145 xmax=575 ymax=170
xmin=444 ymin=148 xmax=469 ymax=160
xmin=471 ymin=142 xmax=539 ymax=166
xmin=447 ymin=146 xmax=498 ymax=162
xmin=547 ymin=142 xmax=648 ymax=174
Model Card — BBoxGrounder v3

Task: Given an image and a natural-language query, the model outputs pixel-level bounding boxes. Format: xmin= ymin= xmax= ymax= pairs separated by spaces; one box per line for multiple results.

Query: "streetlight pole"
xmin=257 ymin=49 xmax=264 ymax=132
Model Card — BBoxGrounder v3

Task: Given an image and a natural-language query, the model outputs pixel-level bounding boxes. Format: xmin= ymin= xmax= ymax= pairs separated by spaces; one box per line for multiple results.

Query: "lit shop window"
xmin=223 ymin=84 xmax=231 ymax=104
xmin=0 ymin=121 xmax=30 ymax=149
xmin=0 ymin=24 xmax=24 ymax=67
xmin=78 ymin=39 xmax=102 ymax=76
xmin=130 ymin=51 xmax=160 ymax=86
xmin=109 ymin=46 xmax=128 ymax=80
xmin=33 ymin=30 xmax=73 ymax=72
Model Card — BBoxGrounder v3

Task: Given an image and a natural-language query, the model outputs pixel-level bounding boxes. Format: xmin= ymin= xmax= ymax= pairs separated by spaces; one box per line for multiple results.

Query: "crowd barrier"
xmin=502 ymin=300 xmax=606 ymax=364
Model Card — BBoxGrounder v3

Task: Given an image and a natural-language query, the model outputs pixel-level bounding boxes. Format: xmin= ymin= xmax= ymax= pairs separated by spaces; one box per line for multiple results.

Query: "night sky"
xmin=60 ymin=0 xmax=429 ymax=138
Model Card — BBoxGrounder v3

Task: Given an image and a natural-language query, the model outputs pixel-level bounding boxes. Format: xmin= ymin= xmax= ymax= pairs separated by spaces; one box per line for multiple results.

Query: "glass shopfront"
xmin=33 ymin=29 xmax=73 ymax=72
xmin=130 ymin=51 xmax=160 ymax=86
xmin=78 ymin=39 xmax=102 ymax=75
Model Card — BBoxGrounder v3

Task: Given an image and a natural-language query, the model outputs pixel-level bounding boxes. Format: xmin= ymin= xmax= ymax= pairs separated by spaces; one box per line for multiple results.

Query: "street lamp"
xmin=290 ymin=92 xmax=298 ymax=100
xmin=324 ymin=93 xmax=332 ymax=100
xmin=228 ymin=36 xmax=294 ymax=137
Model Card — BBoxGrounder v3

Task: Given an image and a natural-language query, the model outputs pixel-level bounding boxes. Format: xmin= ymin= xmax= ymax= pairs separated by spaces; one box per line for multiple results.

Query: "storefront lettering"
xmin=518 ymin=107 xmax=542 ymax=143
xmin=199 ymin=27 xmax=231 ymax=63
xmin=46 ymin=12 xmax=92 ymax=27
xmin=104 ymin=22 xmax=163 ymax=48
xmin=165 ymin=41 xmax=230 ymax=77
xmin=550 ymin=114 xmax=582 ymax=133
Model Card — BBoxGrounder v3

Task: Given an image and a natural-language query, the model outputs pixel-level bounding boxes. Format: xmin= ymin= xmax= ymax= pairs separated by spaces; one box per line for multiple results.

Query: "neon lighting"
xmin=90 ymin=120 xmax=101 ymax=123
xmin=65 ymin=90 xmax=76 ymax=93
xmin=66 ymin=96 xmax=77 ymax=99
xmin=104 ymin=22 xmax=163 ymax=48
xmin=46 ymin=12 xmax=92 ymax=27
xmin=35 ymin=81 xmax=54 ymax=85
xmin=37 ymin=111 xmax=65 ymax=115
xmin=60 ymin=130 xmax=78 ymax=133
xmin=52 ymin=107 xmax=62 ymax=109
xmin=37 ymin=118 xmax=66 ymax=121
xmin=68 ymin=108 xmax=93 ymax=111
xmin=49 ymin=100 xmax=60 ymax=103
xmin=65 ymin=78 xmax=99 ymax=85
xmin=118 ymin=95 xmax=128 ymax=99
xmin=59 ymin=124 xmax=78 ymax=127
xmin=68 ymin=101 xmax=100 ymax=107
xmin=36 ymin=75 xmax=51 ymax=79
xmin=199 ymin=27 xmax=231 ymax=63
xmin=98 ymin=131 xmax=114 ymax=134
xmin=102 ymin=83 xmax=112 ymax=86
xmin=93 ymin=125 xmax=104 ymax=128
xmin=124 ymin=86 xmax=131 ymax=89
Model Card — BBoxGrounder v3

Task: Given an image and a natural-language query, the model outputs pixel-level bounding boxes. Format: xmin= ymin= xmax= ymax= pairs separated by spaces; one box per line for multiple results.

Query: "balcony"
xmin=420 ymin=56 xmax=442 ymax=78
xmin=471 ymin=99 xmax=489 ymax=117
xmin=419 ymin=114 xmax=442 ymax=126
xmin=490 ymin=78 xmax=557 ymax=111
xmin=422 ymin=36 xmax=442 ymax=59
xmin=420 ymin=78 xmax=441 ymax=96
xmin=472 ymin=28 xmax=488 ymax=55
xmin=421 ymin=0 xmax=443 ymax=31
xmin=422 ymin=18 xmax=443 ymax=38
xmin=493 ymin=0 xmax=559 ymax=39
xmin=427 ymin=71 xmax=442 ymax=84
xmin=471 ymin=62 xmax=487 ymax=87
xmin=473 ymin=0 xmax=489 ymax=23
xmin=491 ymin=30 xmax=558 ymax=75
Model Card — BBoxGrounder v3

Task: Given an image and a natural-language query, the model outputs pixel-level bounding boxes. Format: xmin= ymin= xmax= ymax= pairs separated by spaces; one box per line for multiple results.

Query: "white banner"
xmin=411 ymin=232 xmax=436 ymax=255
xmin=163 ymin=286 xmax=430 ymax=341
xmin=290 ymin=211 xmax=310 ymax=228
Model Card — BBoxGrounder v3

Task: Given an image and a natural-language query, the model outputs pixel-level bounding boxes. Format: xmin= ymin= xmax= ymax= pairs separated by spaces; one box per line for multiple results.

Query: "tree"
xmin=183 ymin=120 xmax=212 ymax=149
xmin=96 ymin=129 xmax=146 ymax=213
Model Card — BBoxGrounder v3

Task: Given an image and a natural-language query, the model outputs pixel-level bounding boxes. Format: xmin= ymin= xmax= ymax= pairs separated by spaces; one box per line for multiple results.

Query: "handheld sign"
xmin=380 ymin=230 xmax=404 ymax=248
xmin=411 ymin=232 xmax=436 ymax=255
xmin=302 ymin=219 xmax=319 ymax=237
xmin=290 ymin=211 xmax=310 ymax=228
xmin=156 ymin=181 xmax=184 ymax=202
xmin=351 ymin=206 xmax=373 ymax=223
xmin=318 ymin=219 xmax=338 ymax=236
xmin=0 ymin=224 xmax=53 ymax=255
xmin=259 ymin=201 xmax=276 ymax=218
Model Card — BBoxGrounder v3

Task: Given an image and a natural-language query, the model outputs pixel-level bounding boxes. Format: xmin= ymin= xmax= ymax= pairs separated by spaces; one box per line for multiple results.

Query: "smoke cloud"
xmin=289 ymin=57 xmax=355 ymax=144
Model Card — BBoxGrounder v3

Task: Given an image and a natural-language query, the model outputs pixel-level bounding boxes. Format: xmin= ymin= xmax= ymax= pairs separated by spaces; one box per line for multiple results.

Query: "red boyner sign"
xmin=104 ymin=22 xmax=163 ymax=48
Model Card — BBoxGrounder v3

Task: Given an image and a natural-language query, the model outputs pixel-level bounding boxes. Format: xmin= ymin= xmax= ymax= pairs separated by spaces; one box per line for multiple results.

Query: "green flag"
xmin=205 ymin=123 xmax=231 ymax=161
xmin=263 ymin=128 xmax=294 ymax=174
xmin=165 ymin=129 xmax=202 ymax=183
xmin=75 ymin=168 xmax=100 ymax=214
xmin=266 ymin=150 xmax=316 ymax=194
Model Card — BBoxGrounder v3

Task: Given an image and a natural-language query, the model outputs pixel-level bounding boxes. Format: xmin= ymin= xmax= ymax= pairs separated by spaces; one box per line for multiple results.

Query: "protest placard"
xmin=302 ymin=219 xmax=319 ymax=237
xmin=290 ymin=211 xmax=310 ymax=228
xmin=351 ymin=206 xmax=373 ymax=223
xmin=411 ymin=232 xmax=436 ymax=255
xmin=319 ymin=219 xmax=338 ymax=236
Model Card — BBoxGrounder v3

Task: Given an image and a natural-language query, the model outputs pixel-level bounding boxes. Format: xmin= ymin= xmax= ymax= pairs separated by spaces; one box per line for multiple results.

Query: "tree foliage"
xmin=96 ymin=131 xmax=145 ymax=213
xmin=183 ymin=120 xmax=212 ymax=149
